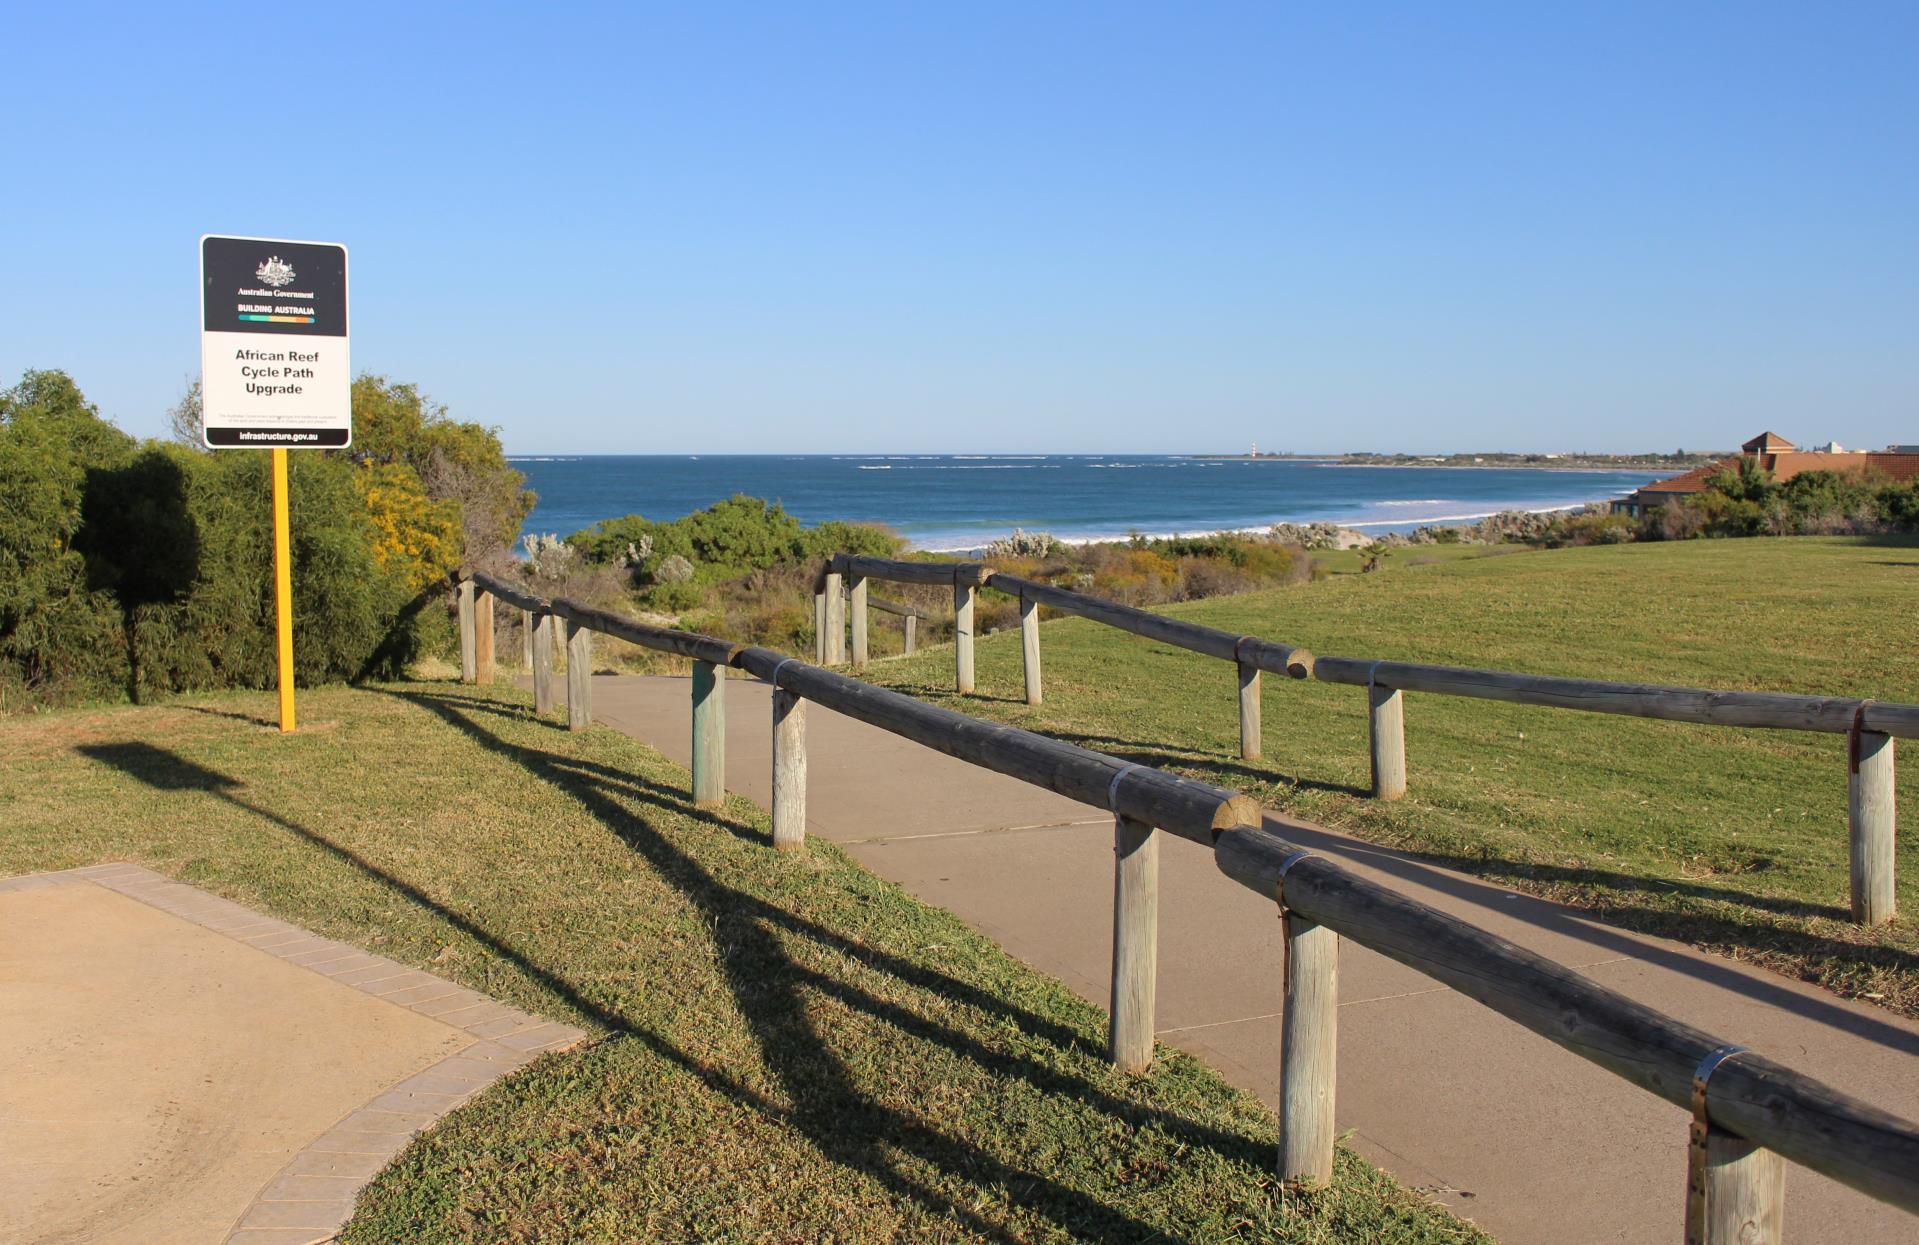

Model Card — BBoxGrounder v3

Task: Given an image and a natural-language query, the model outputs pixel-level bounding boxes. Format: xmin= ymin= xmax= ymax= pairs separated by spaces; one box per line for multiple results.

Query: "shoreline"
xmin=1189 ymin=457 xmax=1707 ymax=472
xmin=908 ymin=500 xmax=1602 ymax=554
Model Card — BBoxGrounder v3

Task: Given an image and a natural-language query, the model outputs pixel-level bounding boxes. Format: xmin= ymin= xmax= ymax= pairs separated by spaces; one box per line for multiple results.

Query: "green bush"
xmin=640 ymin=582 xmax=707 ymax=614
xmin=0 ymin=372 xmax=132 ymax=705
xmin=568 ymin=495 xmax=900 ymax=580
xmin=1548 ymin=511 xmax=1637 ymax=547
xmin=2 ymin=370 xmax=460 ymax=709
xmin=345 ymin=375 xmax=533 ymax=568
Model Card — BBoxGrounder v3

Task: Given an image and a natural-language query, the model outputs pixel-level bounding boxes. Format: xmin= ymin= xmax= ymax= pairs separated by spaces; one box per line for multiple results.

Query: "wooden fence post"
xmin=1850 ymin=728 xmax=1896 ymax=925
xmin=954 ymin=580 xmax=976 ymax=694
xmin=531 ymin=610 xmax=556 ymax=716
xmin=1691 ymin=1125 xmax=1786 ymax=1244
xmin=692 ymin=660 xmax=726 ymax=808
xmin=814 ymin=588 xmax=827 ymax=663
xmin=1020 ymin=592 xmax=1042 ymax=706
xmin=1280 ymin=909 xmax=1338 ymax=1188
xmin=1110 ymin=815 xmax=1158 ymax=1073
xmin=903 ymin=614 xmax=917 ymax=655
xmin=1369 ymin=681 xmax=1407 ymax=801
xmin=565 ymin=620 xmax=592 ymax=731
xmin=1239 ymin=660 xmax=1261 ymax=761
xmin=521 ymin=608 xmax=534 ymax=668
xmin=849 ymin=573 xmax=868 ymax=666
xmin=473 ymin=590 xmax=495 ymax=684
xmin=773 ymin=688 xmax=806 ymax=851
xmin=823 ymin=569 xmax=846 ymax=665
xmin=457 ymin=578 xmax=476 ymax=684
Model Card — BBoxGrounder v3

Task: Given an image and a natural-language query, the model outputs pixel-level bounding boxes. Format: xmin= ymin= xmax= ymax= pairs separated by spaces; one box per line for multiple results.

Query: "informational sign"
xmin=200 ymin=235 xmax=350 ymax=448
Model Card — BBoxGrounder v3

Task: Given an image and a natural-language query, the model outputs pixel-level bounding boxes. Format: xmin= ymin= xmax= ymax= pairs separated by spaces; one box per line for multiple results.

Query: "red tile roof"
xmin=1634 ymin=458 xmax=1737 ymax=495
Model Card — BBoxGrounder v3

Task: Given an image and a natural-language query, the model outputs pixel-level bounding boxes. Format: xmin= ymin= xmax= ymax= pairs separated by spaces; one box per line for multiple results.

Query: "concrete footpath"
xmin=572 ymin=673 xmax=1919 ymax=1244
xmin=0 ymin=864 xmax=584 ymax=1245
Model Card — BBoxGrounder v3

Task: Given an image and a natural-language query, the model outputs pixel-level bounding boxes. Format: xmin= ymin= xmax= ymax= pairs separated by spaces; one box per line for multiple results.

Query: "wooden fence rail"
xmin=870 ymin=595 xmax=925 ymax=656
xmin=1312 ymin=655 xmax=1911 ymax=926
xmin=456 ymin=571 xmax=1919 ymax=1236
xmin=812 ymin=556 xmax=1913 ymax=927
xmin=814 ymin=555 xmax=1313 ymax=757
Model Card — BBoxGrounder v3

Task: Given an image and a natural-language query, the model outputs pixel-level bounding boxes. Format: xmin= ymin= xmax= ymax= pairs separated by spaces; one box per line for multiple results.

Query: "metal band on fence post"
xmin=1106 ymin=763 xmax=1144 ymax=817
xmin=768 ymin=657 xmax=799 ymax=691
xmin=1684 ymin=1043 xmax=1751 ymax=1245
xmin=1851 ymin=701 xmax=1875 ymax=774
xmin=1273 ymin=849 xmax=1317 ymax=915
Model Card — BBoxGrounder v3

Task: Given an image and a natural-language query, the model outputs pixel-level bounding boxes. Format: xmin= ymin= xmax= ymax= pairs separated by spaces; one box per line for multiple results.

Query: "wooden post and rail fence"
xmin=810 ymin=553 xmax=1911 ymax=929
xmin=461 ymin=569 xmax=1917 ymax=1239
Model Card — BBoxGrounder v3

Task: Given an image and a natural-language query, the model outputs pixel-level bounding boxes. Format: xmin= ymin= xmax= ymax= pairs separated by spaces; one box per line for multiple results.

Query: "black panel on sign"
xmin=202 ymin=237 xmax=347 ymax=337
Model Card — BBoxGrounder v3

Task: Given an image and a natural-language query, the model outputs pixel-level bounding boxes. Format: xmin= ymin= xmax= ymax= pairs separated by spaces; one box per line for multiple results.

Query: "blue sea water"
xmin=509 ymin=455 xmax=1661 ymax=553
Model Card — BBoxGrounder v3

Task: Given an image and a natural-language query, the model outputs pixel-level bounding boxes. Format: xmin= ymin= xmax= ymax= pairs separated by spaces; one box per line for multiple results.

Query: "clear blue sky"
xmin=3 ymin=3 xmax=1914 ymax=454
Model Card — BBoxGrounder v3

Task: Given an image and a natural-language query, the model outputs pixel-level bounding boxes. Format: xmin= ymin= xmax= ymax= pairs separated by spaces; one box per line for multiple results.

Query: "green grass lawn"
xmin=0 ymin=684 xmax=1481 ymax=1244
xmin=869 ymin=536 xmax=1919 ymax=1016
xmin=1309 ymin=543 xmax=1518 ymax=576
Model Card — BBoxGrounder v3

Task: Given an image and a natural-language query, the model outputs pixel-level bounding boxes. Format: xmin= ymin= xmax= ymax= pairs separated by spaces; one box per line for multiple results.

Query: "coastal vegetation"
xmin=861 ymin=536 xmax=1919 ymax=1018
xmin=12 ymin=360 xmax=1914 ymax=715
xmin=555 ymin=505 xmax=1319 ymax=664
xmin=0 ymin=681 xmax=1484 ymax=1243
xmin=1400 ymin=461 xmax=1919 ymax=549
xmin=0 ymin=369 xmax=526 ymax=710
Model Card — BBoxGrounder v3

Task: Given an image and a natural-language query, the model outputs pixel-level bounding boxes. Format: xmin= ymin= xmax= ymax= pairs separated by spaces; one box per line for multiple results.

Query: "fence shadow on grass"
xmin=387 ymin=686 xmax=1283 ymax=1241
xmin=86 ymin=732 xmax=1197 ymax=1235
xmin=80 ymin=697 xmax=1282 ymax=1241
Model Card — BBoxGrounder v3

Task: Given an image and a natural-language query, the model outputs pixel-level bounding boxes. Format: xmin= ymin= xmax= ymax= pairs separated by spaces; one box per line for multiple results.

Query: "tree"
xmin=0 ymin=368 xmax=132 ymax=464
xmin=166 ymin=379 xmax=204 ymax=448
xmin=1706 ymin=456 xmax=1776 ymax=505
xmin=342 ymin=375 xmax=532 ymax=570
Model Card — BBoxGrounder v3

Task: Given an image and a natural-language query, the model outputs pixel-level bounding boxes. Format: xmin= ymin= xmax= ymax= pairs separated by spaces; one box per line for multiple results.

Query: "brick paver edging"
xmin=0 ymin=863 xmax=588 ymax=1245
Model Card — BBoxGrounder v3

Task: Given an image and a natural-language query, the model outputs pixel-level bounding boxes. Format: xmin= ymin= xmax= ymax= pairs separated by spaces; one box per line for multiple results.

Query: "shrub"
xmin=643 ymin=582 xmax=707 ymax=614
xmin=1465 ymin=510 xmax=1556 ymax=544
xmin=568 ymin=496 xmax=901 ymax=579
xmin=0 ymin=373 xmax=132 ymax=706
xmin=1 ymin=368 xmax=482 ymax=709
xmin=1267 ymin=521 xmax=1344 ymax=549
xmin=357 ymin=462 xmax=462 ymax=591
xmin=1548 ymin=511 xmax=1636 ymax=547
xmin=1650 ymin=500 xmax=1707 ymax=541
xmin=1087 ymin=548 xmax=1181 ymax=605
xmin=983 ymin=528 xmax=1059 ymax=559
xmin=345 ymin=375 xmax=532 ymax=570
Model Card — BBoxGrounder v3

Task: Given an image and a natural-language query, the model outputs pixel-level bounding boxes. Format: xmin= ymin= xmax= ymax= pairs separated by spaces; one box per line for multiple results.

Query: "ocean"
xmin=509 ymin=455 xmax=1661 ymax=553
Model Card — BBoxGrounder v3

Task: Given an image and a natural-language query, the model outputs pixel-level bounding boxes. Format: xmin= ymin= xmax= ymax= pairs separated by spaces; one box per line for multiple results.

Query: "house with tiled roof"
xmin=1611 ymin=432 xmax=1919 ymax=518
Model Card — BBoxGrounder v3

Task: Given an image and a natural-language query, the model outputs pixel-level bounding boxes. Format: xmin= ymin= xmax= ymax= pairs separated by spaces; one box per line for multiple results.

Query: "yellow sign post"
xmin=271 ymin=447 xmax=296 ymax=732
xmin=199 ymin=235 xmax=350 ymax=735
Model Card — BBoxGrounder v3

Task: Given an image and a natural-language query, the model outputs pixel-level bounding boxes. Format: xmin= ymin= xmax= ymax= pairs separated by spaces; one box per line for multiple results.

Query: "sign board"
xmin=200 ymin=235 xmax=350 ymax=448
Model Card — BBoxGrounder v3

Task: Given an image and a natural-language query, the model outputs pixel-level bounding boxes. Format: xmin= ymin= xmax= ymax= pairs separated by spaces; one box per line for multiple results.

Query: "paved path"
xmin=574 ymin=672 xmax=1919 ymax=1244
xmin=0 ymin=865 xmax=584 ymax=1245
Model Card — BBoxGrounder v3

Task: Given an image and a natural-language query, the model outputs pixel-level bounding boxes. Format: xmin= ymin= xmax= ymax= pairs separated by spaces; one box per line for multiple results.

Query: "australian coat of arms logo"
xmin=255 ymin=256 xmax=296 ymax=288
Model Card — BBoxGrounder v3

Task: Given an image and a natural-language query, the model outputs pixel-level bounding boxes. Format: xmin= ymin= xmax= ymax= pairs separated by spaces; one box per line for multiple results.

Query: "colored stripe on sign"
xmin=238 ymin=314 xmax=316 ymax=324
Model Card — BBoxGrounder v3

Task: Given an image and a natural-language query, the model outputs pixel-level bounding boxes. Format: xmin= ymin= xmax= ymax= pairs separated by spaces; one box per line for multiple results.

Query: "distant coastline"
xmin=1192 ymin=452 xmax=1716 ymax=472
